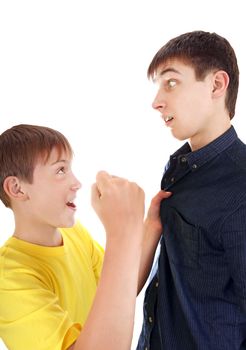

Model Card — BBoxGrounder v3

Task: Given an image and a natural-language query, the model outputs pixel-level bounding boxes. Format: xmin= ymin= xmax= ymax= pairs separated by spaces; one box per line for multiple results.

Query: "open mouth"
xmin=66 ymin=201 xmax=76 ymax=209
xmin=164 ymin=115 xmax=174 ymax=122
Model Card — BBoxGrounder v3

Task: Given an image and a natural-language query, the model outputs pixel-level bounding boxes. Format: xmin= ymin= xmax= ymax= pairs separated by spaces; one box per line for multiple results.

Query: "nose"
xmin=71 ymin=174 xmax=82 ymax=192
xmin=152 ymin=90 xmax=166 ymax=112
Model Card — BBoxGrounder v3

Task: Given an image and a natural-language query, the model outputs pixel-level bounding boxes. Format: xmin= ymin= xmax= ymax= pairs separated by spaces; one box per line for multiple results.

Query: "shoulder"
xmin=226 ymin=138 xmax=246 ymax=168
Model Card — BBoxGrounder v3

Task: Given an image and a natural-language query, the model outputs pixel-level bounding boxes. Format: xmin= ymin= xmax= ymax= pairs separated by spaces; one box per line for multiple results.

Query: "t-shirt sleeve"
xmin=91 ymin=238 xmax=104 ymax=284
xmin=220 ymin=203 xmax=246 ymax=312
xmin=73 ymin=221 xmax=104 ymax=284
xmin=0 ymin=272 xmax=81 ymax=350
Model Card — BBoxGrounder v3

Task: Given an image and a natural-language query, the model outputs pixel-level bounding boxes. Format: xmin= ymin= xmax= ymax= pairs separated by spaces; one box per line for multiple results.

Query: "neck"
xmin=13 ymin=221 xmax=63 ymax=247
xmin=190 ymin=118 xmax=231 ymax=151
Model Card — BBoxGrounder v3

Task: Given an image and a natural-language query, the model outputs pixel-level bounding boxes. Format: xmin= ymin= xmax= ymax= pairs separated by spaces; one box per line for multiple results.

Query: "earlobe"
xmin=3 ymin=176 xmax=28 ymax=201
xmin=212 ymin=70 xmax=229 ymax=97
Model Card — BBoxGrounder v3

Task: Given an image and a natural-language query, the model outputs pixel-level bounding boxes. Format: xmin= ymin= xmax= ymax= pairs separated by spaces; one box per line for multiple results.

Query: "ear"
xmin=212 ymin=70 xmax=229 ymax=98
xmin=3 ymin=176 xmax=29 ymax=202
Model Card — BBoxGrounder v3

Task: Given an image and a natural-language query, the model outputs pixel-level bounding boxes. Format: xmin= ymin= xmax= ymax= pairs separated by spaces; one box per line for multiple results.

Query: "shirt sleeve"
xmin=0 ymin=272 xmax=81 ymax=350
xmin=220 ymin=203 xmax=246 ymax=312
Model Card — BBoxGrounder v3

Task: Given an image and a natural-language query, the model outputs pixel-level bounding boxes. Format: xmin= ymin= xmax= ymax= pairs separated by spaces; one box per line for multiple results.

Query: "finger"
xmin=96 ymin=170 xmax=110 ymax=183
xmin=151 ymin=190 xmax=172 ymax=204
xmin=159 ymin=190 xmax=172 ymax=198
xmin=96 ymin=171 xmax=128 ymax=188
xmin=110 ymin=174 xmax=127 ymax=181
xmin=91 ymin=183 xmax=101 ymax=204
xmin=95 ymin=171 xmax=112 ymax=195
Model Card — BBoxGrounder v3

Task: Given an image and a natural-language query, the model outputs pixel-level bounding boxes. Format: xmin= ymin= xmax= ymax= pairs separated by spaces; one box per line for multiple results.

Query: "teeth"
xmin=165 ymin=115 xmax=173 ymax=122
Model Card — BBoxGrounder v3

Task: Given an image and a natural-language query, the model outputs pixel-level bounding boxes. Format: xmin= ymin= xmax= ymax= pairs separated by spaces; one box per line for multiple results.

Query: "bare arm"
xmin=71 ymin=171 xmax=145 ymax=350
xmin=137 ymin=190 xmax=172 ymax=294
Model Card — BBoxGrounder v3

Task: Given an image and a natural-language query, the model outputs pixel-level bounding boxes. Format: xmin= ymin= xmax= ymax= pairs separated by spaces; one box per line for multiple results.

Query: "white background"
xmin=0 ymin=1 xmax=246 ymax=349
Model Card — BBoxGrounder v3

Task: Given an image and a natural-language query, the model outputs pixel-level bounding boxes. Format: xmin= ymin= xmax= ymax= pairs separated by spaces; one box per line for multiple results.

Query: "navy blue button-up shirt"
xmin=137 ymin=126 xmax=246 ymax=350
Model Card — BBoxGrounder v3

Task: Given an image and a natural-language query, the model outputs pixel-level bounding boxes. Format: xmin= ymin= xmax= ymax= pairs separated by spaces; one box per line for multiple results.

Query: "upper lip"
xmin=163 ymin=115 xmax=174 ymax=122
xmin=66 ymin=198 xmax=76 ymax=208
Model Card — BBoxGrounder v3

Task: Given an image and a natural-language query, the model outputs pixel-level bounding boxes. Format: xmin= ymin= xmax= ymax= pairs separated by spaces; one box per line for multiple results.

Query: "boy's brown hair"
xmin=147 ymin=31 xmax=239 ymax=119
xmin=0 ymin=124 xmax=73 ymax=208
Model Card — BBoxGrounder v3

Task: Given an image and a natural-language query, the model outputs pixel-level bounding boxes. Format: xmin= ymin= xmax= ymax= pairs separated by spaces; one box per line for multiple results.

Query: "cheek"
xmin=30 ymin=184 xmax=58 ymax=204
xmin=171 ymin=114 xmax=200 ymax=141
xmin=173 ymin=93 xmax=193 ymax=119
xmin=181 ymin=95 xmax=208 ymax=123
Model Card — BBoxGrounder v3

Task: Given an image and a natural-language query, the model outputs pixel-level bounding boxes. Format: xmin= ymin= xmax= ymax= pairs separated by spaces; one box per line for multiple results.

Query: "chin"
xmin=59 ymin=217 xmax=76 ymax=228
xmin=172 ymin=132 xmax=188 ymax=141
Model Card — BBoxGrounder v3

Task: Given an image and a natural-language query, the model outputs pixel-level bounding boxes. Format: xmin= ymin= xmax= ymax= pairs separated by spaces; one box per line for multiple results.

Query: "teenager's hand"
xmin=145 ymin=190 xmax=172 ymax=237
xmin=91 ymin=171 xmax=145 ymax=238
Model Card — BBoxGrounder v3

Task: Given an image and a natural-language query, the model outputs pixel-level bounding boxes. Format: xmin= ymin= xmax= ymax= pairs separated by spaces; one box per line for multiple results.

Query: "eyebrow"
xmin=153 ymin=67 xmax=181 ymax=83
xmin=51 ymin=159 xmax=69 ymax=166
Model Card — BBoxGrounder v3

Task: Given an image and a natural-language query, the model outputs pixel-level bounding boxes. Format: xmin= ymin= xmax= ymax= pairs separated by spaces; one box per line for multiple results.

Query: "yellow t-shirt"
xmin=0 ymin=221 xmax=104 ymax=350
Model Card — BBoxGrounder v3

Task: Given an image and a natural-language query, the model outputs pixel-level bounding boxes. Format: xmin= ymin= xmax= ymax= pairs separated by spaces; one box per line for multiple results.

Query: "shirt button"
xmin=149 ymin=316 xmax=153 ymax=323
xmin=192 ymin=164 xmax=197 ymax=169
xmin=145 ymin=347 xmax=148 ymax=350
xmin=171 ymin=177 xmax=175 ymax=182
xmin=155 ymin=282 xmax=159 ymax=287
xmin=181 ymin=156 xmax=187 ymax=163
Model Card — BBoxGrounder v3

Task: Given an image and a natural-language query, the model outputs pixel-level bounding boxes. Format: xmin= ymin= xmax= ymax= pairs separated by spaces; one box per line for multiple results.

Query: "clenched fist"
xmin=91 ymin=171 xmax=145 ymax=239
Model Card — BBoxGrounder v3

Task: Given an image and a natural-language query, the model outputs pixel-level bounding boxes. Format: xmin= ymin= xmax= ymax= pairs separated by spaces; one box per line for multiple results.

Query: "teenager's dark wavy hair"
xmin=148 ymin=31 xmax=239 ymax=119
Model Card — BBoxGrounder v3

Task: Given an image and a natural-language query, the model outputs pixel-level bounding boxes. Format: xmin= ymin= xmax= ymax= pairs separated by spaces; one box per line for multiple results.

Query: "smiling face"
xmin=152 ymin=59 xmax=230 ymax=150
xmin=21 ymin=147 xmax=81 ymax=231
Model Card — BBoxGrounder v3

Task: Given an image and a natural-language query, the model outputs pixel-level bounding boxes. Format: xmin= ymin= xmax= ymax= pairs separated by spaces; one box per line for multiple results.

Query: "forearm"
xmin=137 ymin=219 xmax=161 ymax=294
xmin=73 ymin=228 xmax=143 ymax=350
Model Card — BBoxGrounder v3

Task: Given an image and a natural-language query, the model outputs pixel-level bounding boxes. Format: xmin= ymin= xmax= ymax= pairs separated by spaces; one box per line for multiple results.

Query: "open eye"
xmin=167 ymin=79 xmax=177 ymax=88
xmin=57 ymin=166 xmax=66 ymax=174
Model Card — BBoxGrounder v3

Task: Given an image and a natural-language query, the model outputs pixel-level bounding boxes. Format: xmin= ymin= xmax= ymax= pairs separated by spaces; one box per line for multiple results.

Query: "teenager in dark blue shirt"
xmin=137 ymin=31 xmax=246 ymax=349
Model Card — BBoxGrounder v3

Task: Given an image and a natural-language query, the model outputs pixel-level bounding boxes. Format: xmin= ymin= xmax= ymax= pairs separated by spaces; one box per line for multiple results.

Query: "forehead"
xmin=48 ymin=147 xmax=71 ymax=162
xmin=36 ymin=147 xmax=72 ymax=167
xmin=153 ymin=58 xmax=195 ymax=83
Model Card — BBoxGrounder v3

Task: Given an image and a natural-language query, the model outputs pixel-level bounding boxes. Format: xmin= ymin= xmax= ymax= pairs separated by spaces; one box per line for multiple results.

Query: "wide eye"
xmin=167 ymin=79 xmax=177 ymax=88
xmin=57 ymin=166 xmax=66 ymax=174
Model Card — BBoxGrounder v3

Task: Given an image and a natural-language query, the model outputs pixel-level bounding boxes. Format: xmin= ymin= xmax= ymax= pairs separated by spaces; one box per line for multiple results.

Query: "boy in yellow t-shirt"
xmin=0 ymin=124 xmax=170 ymax=350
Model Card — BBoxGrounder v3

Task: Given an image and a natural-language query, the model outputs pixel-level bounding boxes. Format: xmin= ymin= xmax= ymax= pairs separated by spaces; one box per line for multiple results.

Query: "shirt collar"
xmin=171 ymin=126 xmax=238 ymax=170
